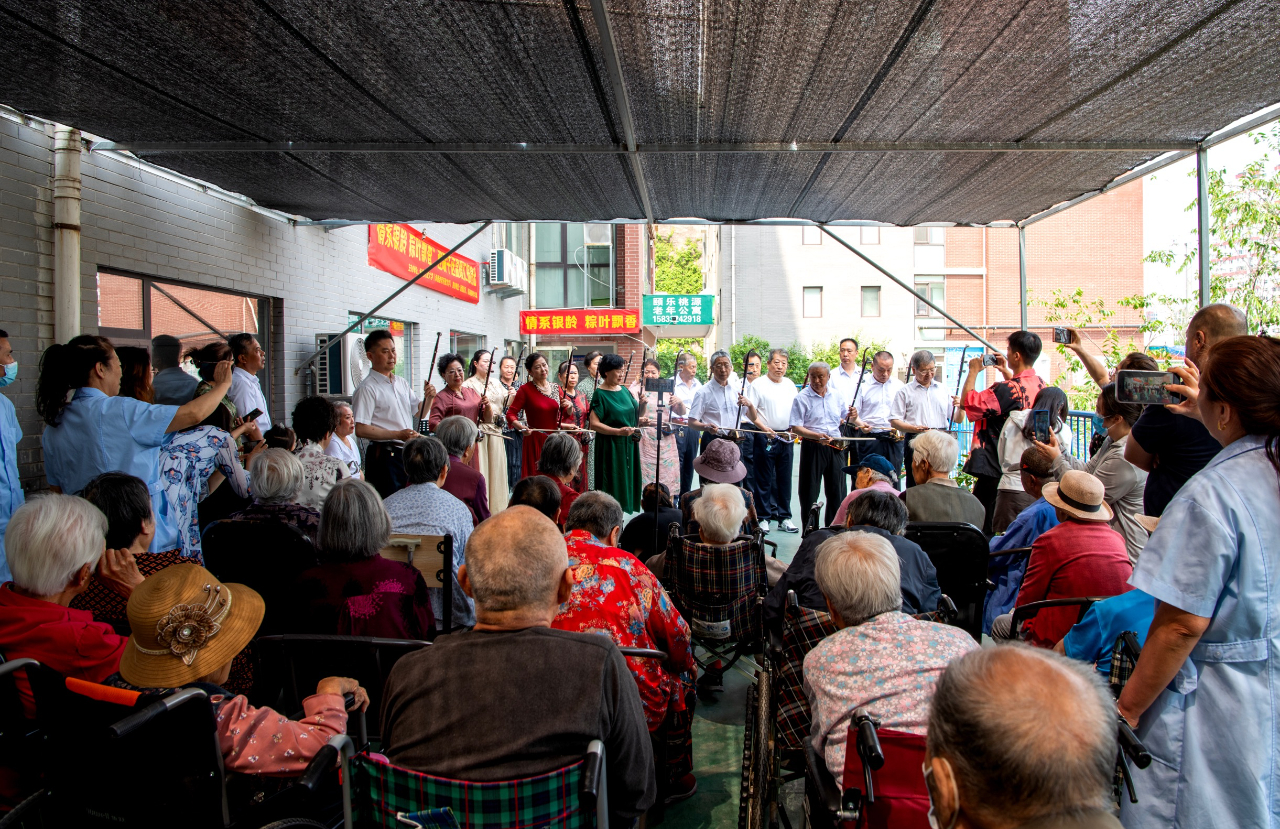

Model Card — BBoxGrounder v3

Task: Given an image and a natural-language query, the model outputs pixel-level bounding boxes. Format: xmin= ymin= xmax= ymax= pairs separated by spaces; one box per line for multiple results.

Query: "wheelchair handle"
xmin=0 ymin=657 xmax=39 ymax=679
xmin=110 ymin=687 xmax=207 ymax=738
xmin=1118 ymin=717 xmax=1152 ymax=769
xmin=297 ymin=744 xmax=339 ymax=791
xmin=853 ymin=708 xmax=885 ymax=772
xmin=617 ymin=648 xmax=669 ymax=661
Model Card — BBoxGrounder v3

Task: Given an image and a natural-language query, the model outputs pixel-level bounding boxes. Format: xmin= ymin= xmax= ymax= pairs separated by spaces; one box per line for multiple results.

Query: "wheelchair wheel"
xmin=0 ymin=790 xmax=49 ymax=829
xmin=738 ymin=664 xmax=774 ymax=829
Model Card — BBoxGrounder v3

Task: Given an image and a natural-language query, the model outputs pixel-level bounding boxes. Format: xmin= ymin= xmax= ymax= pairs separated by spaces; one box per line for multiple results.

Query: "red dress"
xmin=429 ymin=386 xmax=484 ymax=472
xmin=505 ymin=382 xmax=563 ymax=478
xmin=560 ymin=388 xmax=591 ymax=492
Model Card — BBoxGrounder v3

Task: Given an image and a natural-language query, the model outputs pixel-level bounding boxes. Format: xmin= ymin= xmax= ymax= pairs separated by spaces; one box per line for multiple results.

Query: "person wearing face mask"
xmin=891 ymin=350 xmax=958 ymax=490
xmin=37 ymin=335 xmax=235 ymax=553
xmin=0 ymin=328 xmax=22 ymax=583
xmin=924 ymin=644 xmax=1122 ymax=829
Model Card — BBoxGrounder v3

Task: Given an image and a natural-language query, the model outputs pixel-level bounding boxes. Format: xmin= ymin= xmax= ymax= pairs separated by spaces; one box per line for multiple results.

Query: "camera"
xmin=981 ymin=354 xmax=998 ymax=367
xmin=1053 ymin=327 xmax=1072 ymax=345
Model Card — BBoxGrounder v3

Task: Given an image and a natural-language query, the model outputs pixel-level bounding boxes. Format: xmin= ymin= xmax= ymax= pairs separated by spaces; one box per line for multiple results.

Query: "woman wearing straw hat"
xmin=990 ymin=469 xmax=1133 ymax=647
xmin=113 ymin=563 xmax=368 ymax=777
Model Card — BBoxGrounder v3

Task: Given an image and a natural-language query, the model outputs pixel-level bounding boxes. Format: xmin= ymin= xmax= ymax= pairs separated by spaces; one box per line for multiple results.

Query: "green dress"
xmin=593 ymin=386 xmax=642 ymax=513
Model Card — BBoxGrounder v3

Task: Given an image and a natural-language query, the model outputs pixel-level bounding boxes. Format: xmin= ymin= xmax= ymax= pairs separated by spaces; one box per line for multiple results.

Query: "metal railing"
xmin=951 ymin=410 xmax=1098 ymax=463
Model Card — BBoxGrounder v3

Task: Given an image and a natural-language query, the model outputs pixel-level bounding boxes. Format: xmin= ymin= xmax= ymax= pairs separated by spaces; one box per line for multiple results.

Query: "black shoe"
xmin=664 ymin=774 xmax=698 ymax=805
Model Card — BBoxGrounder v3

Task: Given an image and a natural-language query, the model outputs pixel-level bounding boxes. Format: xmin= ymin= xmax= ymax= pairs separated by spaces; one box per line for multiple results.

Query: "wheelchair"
xmin=903 ymin=522 xmax=988 ymax=639
xmin=663 ymin=524 xmax=771 ymax=702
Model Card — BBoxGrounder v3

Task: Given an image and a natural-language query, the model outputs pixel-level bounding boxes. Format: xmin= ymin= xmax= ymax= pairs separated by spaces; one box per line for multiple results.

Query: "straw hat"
xmin=1042 ymin=470 xmax=1113 ymax=523
xmin=118 ymin=563 xmax=264 ymax=688
xmin=1135 ymin=514 xmax=1160 ymax=534
xmin=692 ymin=438 xmax=747 ymax=483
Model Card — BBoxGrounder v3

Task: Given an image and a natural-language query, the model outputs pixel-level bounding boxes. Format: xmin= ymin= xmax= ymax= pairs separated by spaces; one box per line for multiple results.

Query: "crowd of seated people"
xmin=508 ymin=474 xmax=563 ymax=523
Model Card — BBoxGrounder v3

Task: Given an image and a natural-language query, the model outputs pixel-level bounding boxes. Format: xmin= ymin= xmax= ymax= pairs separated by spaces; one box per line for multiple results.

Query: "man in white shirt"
xmin=747 ymin=348 xmax=799 ymax=533
xmin=689 ymin=351 xmax=751 ymax=452
xmin=351 ymin=329 xmax=438 ymax=498
xmin=889 ymin=350 xmax=961 ymax=489
xmin=735 ymin=352 xmax=763 ymax=517
xmin=671 ymin=352 xmax=702 ymax=495
xmin=789 ymin=362 xmax=848 ymax=528
xmin=227 ymin=333 xmax=272 ymax=434
xmin=828 ymin=338 xmax=869 ymax=470
xmin=849 ymin=350 xmax=906 ymax=476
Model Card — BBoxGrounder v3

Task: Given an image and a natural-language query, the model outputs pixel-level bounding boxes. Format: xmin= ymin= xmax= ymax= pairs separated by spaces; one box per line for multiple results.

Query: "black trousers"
xmin=903 ymin=434 xmax=919 ymax=489
xmin=365 ymin=443 xmax=409 ymax=499
xmin=675 ymin=426 xmax=698 ymax=496
xmin=972 ymin=474 xmax=1000 ymax=535
xmin=798 ymin=442 xmax=846 ymax=528
xmin=861 ymin=431 xmax=905 ymax=482
xmin=752 ymin=432 xmax=794 ymax=521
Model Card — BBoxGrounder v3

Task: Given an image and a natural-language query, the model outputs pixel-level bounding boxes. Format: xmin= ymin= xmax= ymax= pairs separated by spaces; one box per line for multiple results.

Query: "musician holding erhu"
xmin=556 ymin=359 xmax=591 ymax=493
xmin=630 ymin=357 xmax=681 ymax=496
xmin=889 ymin=349 xmax=962 ymax=489
xmin=789 ymin=361 xmax=850 ymax=527
xmin=687 ymin=350 xmax=760 ymax=452
xmin=587 ymin=353 xmax=642 ymax=513
xmin=461 ymin=348 xmax=510 ymax=512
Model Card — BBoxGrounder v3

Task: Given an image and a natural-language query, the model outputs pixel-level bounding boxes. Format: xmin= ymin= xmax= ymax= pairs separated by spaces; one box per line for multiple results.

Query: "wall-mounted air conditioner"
xmin=584 ymin=224 xmax=613 ymax=246
xmin=487 ymin=248 xmax=529 ymax=298
xmin=315 ymin=332 xmax=373 ymax=396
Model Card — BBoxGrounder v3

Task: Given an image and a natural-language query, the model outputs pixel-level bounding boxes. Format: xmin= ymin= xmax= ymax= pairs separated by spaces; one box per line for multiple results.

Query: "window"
xmin=861 ymin=286 xmax=881 ymax=317
xmin=860 ymin=226 xmax=880 ymax=245
xmin=913 ymin=227 xmax=945 ymax=245
xmin=450 ymin=331 xmax=485 ymax=365
xmin=919 ymin=326 xmax=945 ymax=342
xmin=533 ymin=223 xmax=614 ymax=309
xmin=498 ymin=223 xmax=531 ymax=258
xmin=349 ymin=313 xmax=414 ymax=381
xmin=97 ymin=269 xmax=271 ymax=381
xmin=802 ymin=226 xmax=823 ymax=245
xmin=914 ymin=278 xmax=945 ymax=317
xmin=803 ymin=286 xmax=823 ymax=318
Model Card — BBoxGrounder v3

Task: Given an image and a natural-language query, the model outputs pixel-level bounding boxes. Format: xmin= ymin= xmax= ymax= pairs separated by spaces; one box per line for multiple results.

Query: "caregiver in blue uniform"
xmin=1118 ymin=335 xmax=1280 ymax=829
xmin=37 ymin=335 xmax=234 ymax=553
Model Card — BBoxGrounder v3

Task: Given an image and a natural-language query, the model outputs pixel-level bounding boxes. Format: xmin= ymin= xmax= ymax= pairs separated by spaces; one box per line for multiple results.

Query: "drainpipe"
xmin=53 ymin=127 xmax=83 ymax=343
xmin=730 ymin=226 xmax=737 ymax=347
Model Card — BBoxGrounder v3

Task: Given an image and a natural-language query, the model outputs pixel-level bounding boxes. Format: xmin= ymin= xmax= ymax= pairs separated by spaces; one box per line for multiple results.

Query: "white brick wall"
xmin=0 ymin=117 xmax=524 ymax=490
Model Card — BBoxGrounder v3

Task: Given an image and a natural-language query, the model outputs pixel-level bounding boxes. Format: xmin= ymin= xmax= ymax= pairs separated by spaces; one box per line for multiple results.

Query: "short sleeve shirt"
xmin=746 ymin=376 xmax=799 ymax=431
xmin=351 ymin=371 xmax=422 ymax=442
xmin=688 ymin=380 xmax=738 ymax=429
xmin=1128 ymin=404 xmax=1222 ymax=516
xmin=890 ymin=380 xmax=951 ymax=430
xmin=227 ymin=367 xmax=271 ymax=433
xmin=789 ymin=387 xmax=844 ymax=435
xmin=852 ymin=375 xmax=904 ymax=432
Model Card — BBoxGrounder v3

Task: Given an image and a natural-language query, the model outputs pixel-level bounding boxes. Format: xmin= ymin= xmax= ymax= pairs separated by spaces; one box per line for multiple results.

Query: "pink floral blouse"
xmin=215 ymin=692 xmax=348 ymax=776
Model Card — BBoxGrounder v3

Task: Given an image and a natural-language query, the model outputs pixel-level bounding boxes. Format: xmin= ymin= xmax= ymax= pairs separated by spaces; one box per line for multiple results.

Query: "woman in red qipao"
xmin=557 ymin=360 xmax=591 ymax=493
xmin=505 ymin=352 xmax=567 ymax=479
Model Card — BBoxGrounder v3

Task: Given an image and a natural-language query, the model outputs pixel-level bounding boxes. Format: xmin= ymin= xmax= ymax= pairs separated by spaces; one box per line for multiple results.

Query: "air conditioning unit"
xmin=584 ymin=224 xmax=612 ymax=246
xmin=315 ymin=332 xmax=373 ymax=396
xmin=487 ymin=248 xmax=529 ymax=298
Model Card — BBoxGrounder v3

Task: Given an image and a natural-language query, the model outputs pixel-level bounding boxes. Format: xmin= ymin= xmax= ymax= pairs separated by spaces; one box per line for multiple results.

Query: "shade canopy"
xmin=3 ymin=0 xmax=1278 ymax=224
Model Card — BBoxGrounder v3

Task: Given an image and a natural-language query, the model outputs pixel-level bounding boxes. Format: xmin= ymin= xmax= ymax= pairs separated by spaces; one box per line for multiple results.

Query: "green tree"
xmin=729 ymin=334 xmax=772 ymax=372
xmin=1143 ymin=126 xmax=1280 ymax=336
xmin=654 ymin=233 xmax=705 ymax=294
xmin=655 ymin=338 xmax=707 ymax=381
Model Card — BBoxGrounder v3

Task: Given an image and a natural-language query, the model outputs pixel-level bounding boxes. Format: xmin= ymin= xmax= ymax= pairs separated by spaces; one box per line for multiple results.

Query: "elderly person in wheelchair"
xmin=805 ymin=531 xmax=975 ymax=780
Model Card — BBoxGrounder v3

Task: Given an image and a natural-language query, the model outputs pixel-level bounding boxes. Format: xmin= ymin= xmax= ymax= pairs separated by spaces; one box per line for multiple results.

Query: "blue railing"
xmin=952 ymin=410 xmax=1099 ymax=463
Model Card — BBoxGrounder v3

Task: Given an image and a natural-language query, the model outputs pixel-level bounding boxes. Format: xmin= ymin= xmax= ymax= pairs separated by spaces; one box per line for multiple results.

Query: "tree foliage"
xmin=654 ymin=233 xmax=705 ymax=294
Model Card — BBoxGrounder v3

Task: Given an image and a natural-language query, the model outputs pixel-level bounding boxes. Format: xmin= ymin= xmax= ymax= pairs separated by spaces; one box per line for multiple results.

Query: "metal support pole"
xmin=53 ymin=127 xmax=82 ymax=343
xmin=293 ymin=221 xmax=492 ymax=374
xmin=818 ymin=225 xmax=999 ymax=352
xmin=1196 ymin=143 xmax=1212 ymax=307
xmin=1018 ymin=225 xmax=1028 ymax=330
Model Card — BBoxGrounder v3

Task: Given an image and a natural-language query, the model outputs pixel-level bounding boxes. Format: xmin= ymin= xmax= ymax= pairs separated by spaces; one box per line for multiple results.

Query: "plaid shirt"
xmin=776 ymin=602 xmax=839 ymax=755
xmin=666 ymin=534 xmax=765 ymax=643
xmin=553 ymin=530 xmax=695 ymax=730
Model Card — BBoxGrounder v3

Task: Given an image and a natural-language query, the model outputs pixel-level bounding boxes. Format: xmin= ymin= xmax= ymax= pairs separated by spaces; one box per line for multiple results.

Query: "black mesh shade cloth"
xmin=2 ymin=0 xmax=1277 ymax=223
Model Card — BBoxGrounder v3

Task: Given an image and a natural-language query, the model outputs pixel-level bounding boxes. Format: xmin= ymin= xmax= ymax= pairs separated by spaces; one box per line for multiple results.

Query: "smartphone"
xmin=243 ymin=408 xmax=263 ymax=423
xmin=1031 ymin=410 xmax=1051 ymax=444
xmin=1053 ymin=327 xmax=1071 ymax=345
xmin=981 ymin=354 xmax=998 ymax=367
xmin=1115 ymin=370 xmax=1185 ymax=406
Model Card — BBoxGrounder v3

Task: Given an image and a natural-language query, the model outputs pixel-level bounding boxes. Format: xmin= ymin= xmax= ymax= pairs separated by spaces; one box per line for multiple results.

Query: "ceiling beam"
xmin=587 ymin=0 xmax=654 ymax=225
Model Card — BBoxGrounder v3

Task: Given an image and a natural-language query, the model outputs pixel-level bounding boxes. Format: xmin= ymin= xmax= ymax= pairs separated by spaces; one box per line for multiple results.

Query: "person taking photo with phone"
xmin=992 ymin=387 xmax=1071 ymax=534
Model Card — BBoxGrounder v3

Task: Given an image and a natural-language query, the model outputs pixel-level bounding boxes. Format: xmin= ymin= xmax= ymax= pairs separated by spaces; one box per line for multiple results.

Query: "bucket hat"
xmin=692 ymin=438 xmax=747 ymax=484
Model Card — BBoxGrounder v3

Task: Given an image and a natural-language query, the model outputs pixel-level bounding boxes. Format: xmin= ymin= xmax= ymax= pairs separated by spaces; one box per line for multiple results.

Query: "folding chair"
xmin=379 ymin=533 xmax=455 ymax=636
xmin=663 ymin=525 xmax=769 ymax=701
xmin=310 ymin=734 xmax=609 ymax=828
xmin=805 ymin=709 xmax=930 ymax=829
xmin=252 ymin=633 xmax=427 ymax=747
xmin=902 ymin=522 xmax=988 ymax=639
xmin=202 ymin=519 xmax=319 ymax=635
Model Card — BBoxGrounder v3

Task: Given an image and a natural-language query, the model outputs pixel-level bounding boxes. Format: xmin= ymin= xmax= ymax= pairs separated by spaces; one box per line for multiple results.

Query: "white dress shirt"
xmin=828 ymin=364 xmax=865 ymax=408
xmin=228 ymin=367 xmax=271 ymax=432
xmin=688 ymin=379 xmax=739 ymax=430
xmin=789 ymin=387 xmax=845 ymax=437
xmin=747 ymin=375 xmax=799 ymax=431
xmin=853 ymin=375 xmax=905 ymax=432
xmin=890 ymin=380 xmax=952 ymax=430
xmin=671 ymin=374 xmax=702 ymax=424
xmin=351 ymin=370 xmax=423 ymax=444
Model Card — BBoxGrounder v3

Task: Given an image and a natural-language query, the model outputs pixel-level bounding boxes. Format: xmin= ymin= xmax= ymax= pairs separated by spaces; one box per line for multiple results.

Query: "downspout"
xmin=982 ymin=227 xmax=988 ymax=332
xmin=730 ymin=226 xmax=737 ymax=347
xmin=53 ymin=126 xmax=83 ymax=343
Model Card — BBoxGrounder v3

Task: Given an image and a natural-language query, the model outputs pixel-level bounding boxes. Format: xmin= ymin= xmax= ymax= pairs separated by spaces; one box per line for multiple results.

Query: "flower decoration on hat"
xmin=138 ymin=583 xmax=233 ymax=666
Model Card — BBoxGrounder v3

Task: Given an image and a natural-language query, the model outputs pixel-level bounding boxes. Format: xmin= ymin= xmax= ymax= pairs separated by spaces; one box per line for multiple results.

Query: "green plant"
xmin=654 ymin=233 xmax=704 ymax=294
xmin=655 ymin=338 xmax=708 ymax=381
xmin=729 ymin=335 xmax=772 ymax=372
xmin=1034 ymin=287 xmax=1152 ymax=409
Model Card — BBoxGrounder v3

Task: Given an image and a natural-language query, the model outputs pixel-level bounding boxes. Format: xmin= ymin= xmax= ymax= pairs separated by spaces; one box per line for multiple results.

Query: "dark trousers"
xmin=903 ymin=434 xmax=920 ymax=489
xmin=365 ymin=443 xmax=409 ymax=499
xmin=862 ymin=431 xmax=905 ymax=483
xmin=972 ymin=474 xmax=1000 ymax=535
xmin=675 ymin=426 xmax=698 ymax=496
xmin=798 ymin=442 xmax=846 ymax=528
xmin=752 ymin=432 xmax=794 ymax=521
xmin=737 ymin=423 xmax=757 ymax=496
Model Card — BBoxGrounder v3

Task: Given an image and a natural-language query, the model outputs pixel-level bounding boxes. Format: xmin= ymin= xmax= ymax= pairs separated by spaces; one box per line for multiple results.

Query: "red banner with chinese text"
xmin=368 ymin=224 xmax=481 ymax=304
xmin=519 ymin=309 xmax=640 ymax=335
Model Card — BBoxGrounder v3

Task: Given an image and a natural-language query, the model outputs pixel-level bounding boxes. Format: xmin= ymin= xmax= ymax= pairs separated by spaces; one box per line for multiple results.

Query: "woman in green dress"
xmin=588 ymin=353 xmax=642 ymax=512
xmin=578 ymin=350 xmax=603 ymax=489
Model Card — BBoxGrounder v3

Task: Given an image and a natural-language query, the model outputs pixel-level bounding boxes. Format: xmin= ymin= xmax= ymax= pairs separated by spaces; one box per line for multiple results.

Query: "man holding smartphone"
xmin=955 ymin=331 xmax=1045 ymax=534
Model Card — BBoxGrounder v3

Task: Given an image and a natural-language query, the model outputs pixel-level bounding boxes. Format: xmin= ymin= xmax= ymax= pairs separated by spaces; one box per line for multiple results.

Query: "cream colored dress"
xmin=463 ymin=374 xmax=509 ymax=513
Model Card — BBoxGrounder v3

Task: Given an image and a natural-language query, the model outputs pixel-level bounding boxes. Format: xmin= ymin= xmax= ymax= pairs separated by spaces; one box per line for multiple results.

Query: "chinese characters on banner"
xmin=642 ymin=293 xmax=713 ymax=325
xmin=367 ymin=224 xmax=481 ymax=304
xmin=519 ymin=308 xmax=641 ymax=335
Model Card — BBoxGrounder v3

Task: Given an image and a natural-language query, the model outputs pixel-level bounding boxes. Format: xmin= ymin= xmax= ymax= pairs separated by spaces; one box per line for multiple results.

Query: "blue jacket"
xmin=983 ymin=497 xmax=1059 ymax=634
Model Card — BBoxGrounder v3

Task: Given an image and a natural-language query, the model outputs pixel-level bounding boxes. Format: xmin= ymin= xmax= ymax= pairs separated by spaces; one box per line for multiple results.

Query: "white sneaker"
xmin=759 ymin=520 xmax=771 ymax=534
xmin=780 ymin=519 xmax=800 ymax=533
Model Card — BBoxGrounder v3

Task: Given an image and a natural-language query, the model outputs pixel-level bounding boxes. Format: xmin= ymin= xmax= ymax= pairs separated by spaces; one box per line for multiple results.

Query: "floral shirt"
xmin=552 ymin=530 xmax=696 ymax=730
xmin=226 ymin=502 xmax=321 ymax=542
xmin=294 ymin=441 xmax=347 ymax=510
xmin=160 ymin=426 xmax=252 ymax=558
xmin=804 ymin=612 xmax=976 ymax=776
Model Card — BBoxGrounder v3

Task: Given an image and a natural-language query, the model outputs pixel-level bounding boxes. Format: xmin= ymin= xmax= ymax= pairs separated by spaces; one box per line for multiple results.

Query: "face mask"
xmin=0 ymin=362 xmax=16 ymax=388
xmin=923 ymin=762 xmax=960 ymax=829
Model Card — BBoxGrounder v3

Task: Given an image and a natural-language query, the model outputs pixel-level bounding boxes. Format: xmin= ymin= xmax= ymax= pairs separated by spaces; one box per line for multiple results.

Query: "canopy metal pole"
xmin=819 ymin=225 xmax=998 ymax=352
xmin=1018 ymin=226 xmax=1028 ymax=330
xmin=293 ymin=221 xmax=492 ymax=374
xmin=1196 ymin=143 xmax=1212 ymax=307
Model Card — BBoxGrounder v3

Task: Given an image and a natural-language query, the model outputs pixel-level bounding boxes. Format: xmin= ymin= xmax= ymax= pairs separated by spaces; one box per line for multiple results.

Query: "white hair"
xmin=333 ymin=401 xmax=353 ymax=414
xmin=436 ymin=415 xmax=479 ymax=457
xmin=7 ymin=494 xmax=107 ymax=596
xmin=814 ymin=531 xmax=902 ymax=623
xmin=912 ymin=429 xmax=960 ymax=474
xmin=693 ymin=483 xmax=748 ymax=544
xmin=250 ymin=448 xmax=304 ymax=504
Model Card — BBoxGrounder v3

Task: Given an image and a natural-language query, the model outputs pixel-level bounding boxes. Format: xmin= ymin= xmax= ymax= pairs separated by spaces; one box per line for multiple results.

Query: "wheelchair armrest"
xmin=1010 ymin=597 xmax=1110 ymax=631
xmin=110 ymin=687 xmax=207 ymax=738
xmin=989 ymin=546 xmax=1032 ymax=559
xmin=582 ymin=739 xmax=605 ymax=804
xmin=1118 ymin=717 xmax=1152 ymax=770
xmin=297 ymin=744 xmax=340 ymax=791
xmin=804 ymin=737 xmax=842 ymax=818
xmin=0 ymin=657 xmax=39 ymax=679
xmin=618 ymin=648 xmax=669 ymax=661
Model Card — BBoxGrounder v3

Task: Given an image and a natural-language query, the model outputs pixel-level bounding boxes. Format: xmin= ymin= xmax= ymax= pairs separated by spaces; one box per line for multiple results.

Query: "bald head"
xmin=927 ymin=644 xmax=1115 ymax=825
xmin=464 ymin=506 xmax=568 ymax=613
xmin=1187 ymin=303 xmax=1248 ymax=366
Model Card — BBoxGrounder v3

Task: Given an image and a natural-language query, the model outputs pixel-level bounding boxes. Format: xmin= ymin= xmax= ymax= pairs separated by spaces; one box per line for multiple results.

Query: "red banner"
xmin=519 ymin=308 xmax=640 ymax=336
xmin=368 ymin=224 xmax=481 ymax=304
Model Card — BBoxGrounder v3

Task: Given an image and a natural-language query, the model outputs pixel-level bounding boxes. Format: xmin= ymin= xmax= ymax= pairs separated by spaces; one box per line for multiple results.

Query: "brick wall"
xmin=0 ymin=116 xmax=523 ymax=490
